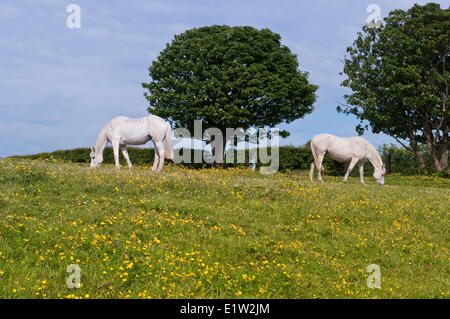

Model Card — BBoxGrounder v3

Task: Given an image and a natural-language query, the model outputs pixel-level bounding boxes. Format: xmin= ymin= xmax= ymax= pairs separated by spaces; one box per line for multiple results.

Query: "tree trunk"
xmin=437 ymin=143 xmax=448 ymax=171
xmin=409 ymin=137 xmax=427 ymax=173
xmin=422 ymin=117 xmax=449 ymax=172
xmin=385 ymin=153 xmax=392 ymax=175
xmin=426 ymin=141 xmax=441 ymax=171
xmin=440 ymin=151 xmax=448 ymax=171
xmin=424 ymin=140 xmax=449 ymax=172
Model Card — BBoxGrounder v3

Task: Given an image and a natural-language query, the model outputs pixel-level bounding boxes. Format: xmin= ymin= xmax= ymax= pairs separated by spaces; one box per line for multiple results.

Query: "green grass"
xmin=0 ymin=157 xmax=448 ymax=299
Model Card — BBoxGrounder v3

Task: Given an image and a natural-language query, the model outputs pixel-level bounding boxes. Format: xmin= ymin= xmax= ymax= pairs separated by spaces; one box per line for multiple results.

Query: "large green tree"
xmin=142 ymin=25 xmax=317 ymax=161
xmin=339 ymin=3 xmax=449 ymax=172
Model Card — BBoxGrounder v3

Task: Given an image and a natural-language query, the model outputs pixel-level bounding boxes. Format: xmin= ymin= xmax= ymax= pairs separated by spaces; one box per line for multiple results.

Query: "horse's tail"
xmin=310 ymin=139 xmax=324 ymax=172
xmin=164 ymin=122 xmax=173 ymax=160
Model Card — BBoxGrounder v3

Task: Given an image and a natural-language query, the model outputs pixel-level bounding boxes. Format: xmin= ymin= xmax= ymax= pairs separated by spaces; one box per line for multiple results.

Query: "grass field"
xmin=0 ymin=157 xmax=448 ymax=299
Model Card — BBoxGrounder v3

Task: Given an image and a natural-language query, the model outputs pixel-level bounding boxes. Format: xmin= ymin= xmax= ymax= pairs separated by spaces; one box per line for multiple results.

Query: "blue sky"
xmin=1 ymin=0 xmax=449 ymax=157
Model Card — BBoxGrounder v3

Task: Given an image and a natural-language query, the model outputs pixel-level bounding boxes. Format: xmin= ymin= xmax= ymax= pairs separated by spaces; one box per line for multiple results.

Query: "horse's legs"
xmin=155 ymin=141 xmax=165 ymax=171
xmin=152 ymin=142 xmax=159 ymax=171
xmin=316 ymin=152 xmax=325 ymax=182
xmin=120 ymin=145 xmax=132 ymax=169
xmin=309 ymin=163 xmax=315 ymax=182
xmin=112 ymin=139 xmax=120 ymax=169
xmin=344 ymin=161 xmax=350 ymax=175
xmin=343 ymin=157 xmax=359 ymax=181
xmin=359 ymin=162 xmax=365 ymax=184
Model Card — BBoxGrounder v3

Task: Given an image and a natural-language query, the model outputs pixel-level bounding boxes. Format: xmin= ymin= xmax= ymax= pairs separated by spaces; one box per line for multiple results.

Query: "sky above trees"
xmin=1 ymin=0 xmax=449 ymax=157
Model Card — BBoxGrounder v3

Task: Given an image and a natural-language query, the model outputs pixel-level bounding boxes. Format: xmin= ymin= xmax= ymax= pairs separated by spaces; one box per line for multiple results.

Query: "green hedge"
xmin=11 ymin=146 xmax=351 ymax=176
xmin=15 ymin=147 xmax=155 ymax=166
xmin=13 ymin=144 xmax=443 ymax=176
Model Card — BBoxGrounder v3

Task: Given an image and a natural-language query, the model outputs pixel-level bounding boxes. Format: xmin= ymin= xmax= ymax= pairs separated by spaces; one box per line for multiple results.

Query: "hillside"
xmin=0 ymin=158 xmax=448 ymax=298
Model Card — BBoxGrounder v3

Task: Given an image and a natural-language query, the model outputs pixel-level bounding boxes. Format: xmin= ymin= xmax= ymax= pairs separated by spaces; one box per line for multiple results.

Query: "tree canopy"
xmin=339 ymin=3 xmax=449 ymax=172
xmin=142 ymin=25 xmax=317 ymax=149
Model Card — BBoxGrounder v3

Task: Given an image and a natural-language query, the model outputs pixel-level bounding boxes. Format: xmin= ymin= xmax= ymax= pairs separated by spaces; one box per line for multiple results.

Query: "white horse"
xmin=90 ymin=115 xmax=173 ymax=171
xmin=309 ymin=134 xmax=386 ymax=185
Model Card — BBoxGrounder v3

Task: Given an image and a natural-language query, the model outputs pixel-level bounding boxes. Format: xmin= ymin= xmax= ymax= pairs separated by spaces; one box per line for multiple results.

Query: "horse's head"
xmin=373 ymin=164 xmax=386 ymax=186
xmin=90 ymin=146 xmax=103 ymax=167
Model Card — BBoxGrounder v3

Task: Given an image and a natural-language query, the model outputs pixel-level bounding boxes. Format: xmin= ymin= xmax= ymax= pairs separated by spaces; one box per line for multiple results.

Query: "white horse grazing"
xmin=309 ymin=134 xmax=386 ymax=186
xmin=90 ymin=115 xmax=173 ymax=171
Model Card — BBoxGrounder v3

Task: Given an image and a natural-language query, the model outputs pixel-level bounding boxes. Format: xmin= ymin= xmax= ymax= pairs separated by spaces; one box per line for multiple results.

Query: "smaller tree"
xmin=339 ymin=3 xmax=449 ymax=172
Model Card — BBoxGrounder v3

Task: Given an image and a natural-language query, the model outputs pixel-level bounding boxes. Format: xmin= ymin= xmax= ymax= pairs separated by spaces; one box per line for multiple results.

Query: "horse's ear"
xmin=91 ymin=146 xmax=95 ymax=152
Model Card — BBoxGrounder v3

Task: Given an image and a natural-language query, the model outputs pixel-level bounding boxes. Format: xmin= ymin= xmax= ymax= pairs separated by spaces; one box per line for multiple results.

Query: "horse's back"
xmin=109 ymin=115 xmax=167 ymax=127
xmin=311 ymin=134 xmax=341 ymax=151
xmin=312 ymin=134 xmax=370 ymax=148
xmin=109 ymin=116 xmax=130 ymax=124
xmin=311 ymin=134 xmax=370 ymax=161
